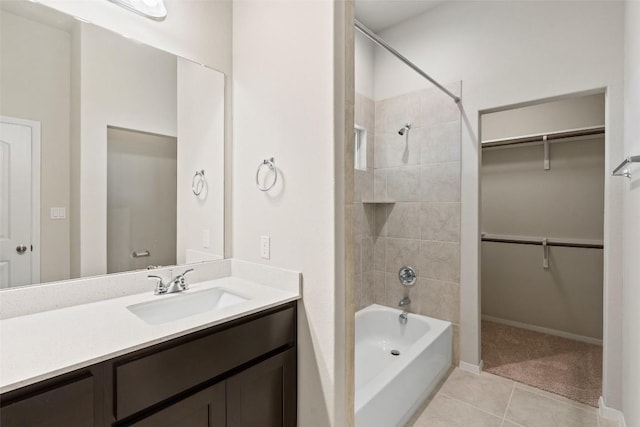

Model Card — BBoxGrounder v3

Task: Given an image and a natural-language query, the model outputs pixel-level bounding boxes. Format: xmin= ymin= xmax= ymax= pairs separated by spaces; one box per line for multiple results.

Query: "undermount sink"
xmin=127 ymin=288 xmax=249 ymax=325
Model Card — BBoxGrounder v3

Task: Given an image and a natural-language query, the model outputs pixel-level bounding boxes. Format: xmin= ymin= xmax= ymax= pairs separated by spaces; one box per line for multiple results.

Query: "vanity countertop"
xmin=0 ymin=262 xmax=301 ymax=394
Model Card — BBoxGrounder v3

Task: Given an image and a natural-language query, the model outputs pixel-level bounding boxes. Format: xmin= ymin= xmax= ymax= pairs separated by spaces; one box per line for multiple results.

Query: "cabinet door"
xmin=126 ymin=382 xmax=225 ymax=427
xmin=0 ymin=374 xmax=94 ymax=427
xmin=226 ymin=349 xmax=296 ymax=427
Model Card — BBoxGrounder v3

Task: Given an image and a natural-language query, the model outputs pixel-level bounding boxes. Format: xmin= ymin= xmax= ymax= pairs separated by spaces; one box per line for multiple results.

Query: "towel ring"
xmin=192 ymin=170 xmax=205 ymax=196
xmin=256 ymin=157 xmax=277 ymax=191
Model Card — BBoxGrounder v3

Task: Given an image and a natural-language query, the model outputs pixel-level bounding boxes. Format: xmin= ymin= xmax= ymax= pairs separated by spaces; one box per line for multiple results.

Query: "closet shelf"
xmin=481 ymin=233 xmax=603 ymax=249
xmin=481 ymin=125 xmax=605 ymax=148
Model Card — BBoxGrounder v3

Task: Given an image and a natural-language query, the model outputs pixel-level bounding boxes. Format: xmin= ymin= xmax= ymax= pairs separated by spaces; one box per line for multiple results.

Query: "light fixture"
xmin=108 ymin=0 xmax=167 ymax=20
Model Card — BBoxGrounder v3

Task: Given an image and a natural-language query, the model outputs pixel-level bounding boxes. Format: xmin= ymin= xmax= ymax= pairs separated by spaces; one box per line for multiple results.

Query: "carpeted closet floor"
xmin=482 ymin=320 xmax=602 ymax=407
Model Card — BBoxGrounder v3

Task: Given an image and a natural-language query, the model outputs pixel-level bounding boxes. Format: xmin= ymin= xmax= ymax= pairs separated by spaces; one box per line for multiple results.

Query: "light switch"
xmin=50 ymin=207 xmax=66 ymax=219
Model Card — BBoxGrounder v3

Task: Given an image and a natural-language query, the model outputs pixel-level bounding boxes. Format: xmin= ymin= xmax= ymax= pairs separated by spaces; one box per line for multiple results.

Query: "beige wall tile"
xmin=452 ymin=324 xmax=460 ymax=364
xmin=384 ymin=272 xmax=415 ymax=311
xmin=372 ymin=270 xmax=386 ymax=305
xmin=385 ymin=237 xmax=421 ymax=276
xmin=418 ymin=279 xmax=460 ymax=323
xmin=376 ymin=94 xmax=408 ymax=135
xmin=381 ymin=131 xmax=421 ymax=168
xmin=373 ymin=235 xmax=386 ymax=269
xmin=361 ymin=236 xmax=374 ymax=274
xmin=421 ymin=202 xmax=461 ymax=242
xmin=388 ymin=166 xmax=421 ymax=201
xmin=421 ymin=120 xmax=461 ymax=164
xmin=420 ymin=83 xmax=461 ymax=127
xmin=373 ymin=168 xmax=387 ymax=200
xmin=420 ymin=162 xmax=461 ymax=202
xmin=373 ymin=204 xmax=389 ymax=236
xmin=386 ymin=203 xmax=421 ymax=239
xmin=354 ymin=239 xmax=362 ymax=276
xmin=419 ymin=241 xmax=460 ymax=283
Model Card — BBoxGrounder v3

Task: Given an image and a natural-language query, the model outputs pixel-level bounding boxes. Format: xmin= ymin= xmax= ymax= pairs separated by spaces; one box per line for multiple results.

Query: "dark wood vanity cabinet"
xmin=0 ymin=373 xmax=96 ymax=427
xmin=0 ymin=302 xmax=297 ymax=427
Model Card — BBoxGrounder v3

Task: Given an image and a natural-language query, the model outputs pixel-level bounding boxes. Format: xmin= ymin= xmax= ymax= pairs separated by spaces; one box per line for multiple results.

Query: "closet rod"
xmin=481 ymin=235 xmax=603 ymax=249
xmin=481 ymin=125 xmax=605 ymax=148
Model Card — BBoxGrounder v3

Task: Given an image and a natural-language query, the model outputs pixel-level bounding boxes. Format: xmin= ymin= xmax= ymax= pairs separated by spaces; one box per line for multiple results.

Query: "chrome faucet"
xmin=148 ymin=269 xmax=194 ymax=295
xmin=399 ymin=296 xmax=410 ymax=324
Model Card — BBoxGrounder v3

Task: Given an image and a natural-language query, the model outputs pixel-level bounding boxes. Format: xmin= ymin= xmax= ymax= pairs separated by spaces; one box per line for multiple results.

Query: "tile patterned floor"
xmin=407 ymin=369 xmax=618 ymax=427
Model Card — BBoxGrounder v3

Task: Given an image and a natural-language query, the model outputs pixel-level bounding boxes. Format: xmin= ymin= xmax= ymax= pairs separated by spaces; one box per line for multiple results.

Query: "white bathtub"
xmin=355 ymin=304 xmax=452 ymax=427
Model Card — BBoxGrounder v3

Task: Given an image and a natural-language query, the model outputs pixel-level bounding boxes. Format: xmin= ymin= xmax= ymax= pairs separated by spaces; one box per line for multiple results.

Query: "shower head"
xmin=398 ymin=123 xmax=412 ymax=136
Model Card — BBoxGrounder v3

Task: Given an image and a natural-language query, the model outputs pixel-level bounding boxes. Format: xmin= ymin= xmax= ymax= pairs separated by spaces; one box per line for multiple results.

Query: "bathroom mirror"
xmin=0 ymin=1 xmax=225 ymax=289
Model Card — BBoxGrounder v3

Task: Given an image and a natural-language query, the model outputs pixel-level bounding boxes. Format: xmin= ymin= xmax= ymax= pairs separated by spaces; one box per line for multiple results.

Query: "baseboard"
xmin=458 ymin=360 xmax=483 ymax=375
xmin=599 ymin=396 xmax=625 ymax=426
xmin=482 ymin=315 xmax=603 ymax=346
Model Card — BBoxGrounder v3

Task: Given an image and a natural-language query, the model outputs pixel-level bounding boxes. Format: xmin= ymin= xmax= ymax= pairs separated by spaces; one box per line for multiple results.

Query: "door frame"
xmin=1 ymin=116 xmax=41 ymax=285
xmin=472 ymin=87 xmax=619 ymax=410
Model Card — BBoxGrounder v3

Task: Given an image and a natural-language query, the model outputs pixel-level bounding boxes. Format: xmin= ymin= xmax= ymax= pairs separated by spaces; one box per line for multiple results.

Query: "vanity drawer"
xmin=0 ymin=373 xmax=94 ymax=427
xmin=115 ymin=305 xmax=295 ymax=420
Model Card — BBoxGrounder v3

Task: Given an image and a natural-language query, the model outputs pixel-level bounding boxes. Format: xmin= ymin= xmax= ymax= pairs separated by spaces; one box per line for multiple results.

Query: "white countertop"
xmin=0 ymin=261 xmax=301 ymax=394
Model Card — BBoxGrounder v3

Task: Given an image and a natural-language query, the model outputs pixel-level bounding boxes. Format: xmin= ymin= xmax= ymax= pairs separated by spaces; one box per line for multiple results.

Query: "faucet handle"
xmin=177 ymin=268 xmax=194 ymax=290
xmin=148 ymin=275 xmax=167 ymax=294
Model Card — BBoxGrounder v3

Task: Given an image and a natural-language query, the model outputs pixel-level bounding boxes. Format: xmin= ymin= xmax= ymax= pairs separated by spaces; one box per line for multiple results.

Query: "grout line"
xmin=438 ymin=391 xmax=505 ymax=422
xmin=502 ymin=382 xmax=516 ymax=425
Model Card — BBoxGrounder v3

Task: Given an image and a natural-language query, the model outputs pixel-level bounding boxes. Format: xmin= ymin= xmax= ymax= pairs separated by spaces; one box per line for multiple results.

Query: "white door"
xmin=0 ymin=117 xmax=40 ymax=288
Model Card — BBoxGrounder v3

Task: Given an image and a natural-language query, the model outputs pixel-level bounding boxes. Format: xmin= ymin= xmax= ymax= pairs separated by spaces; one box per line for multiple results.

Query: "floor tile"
xmin=501 ymin=421 xmax=524 ymax=427
xmin=412 ymin=394 xmax=502 ymax=427
xmin=514 ymin=382 xmax=597 ymax=413
xmin=439 ymin=368 xmax=514 ymax=417
xmin=505 ymin=387 xmax=599 ymax=427
xmin=597 ymin=415 xmax=619 ymax=427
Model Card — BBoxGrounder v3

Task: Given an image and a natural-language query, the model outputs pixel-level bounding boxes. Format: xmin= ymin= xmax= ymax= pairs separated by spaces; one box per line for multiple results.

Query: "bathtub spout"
xmin=399 ymin=297 xmax=411 ymax=324
xmin=399 ymin=311 xmax=409 ymax=324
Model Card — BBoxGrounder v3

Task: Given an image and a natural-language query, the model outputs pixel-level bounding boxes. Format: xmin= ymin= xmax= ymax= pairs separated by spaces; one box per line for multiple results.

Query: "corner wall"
xmin=622 ymin=1 xmax=640 ymax=425
xmin=373 ymin=0 xmax=625 ymax=408
xmin=232 ymin=1 xmax=343 ymax=424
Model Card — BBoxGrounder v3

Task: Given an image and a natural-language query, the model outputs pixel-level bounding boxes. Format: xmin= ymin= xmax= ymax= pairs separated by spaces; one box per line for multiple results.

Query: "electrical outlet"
xmin=202 ymin=229 xmax=210 ymax=248
xmin=260 ymin=236 xmax=270 ymax=260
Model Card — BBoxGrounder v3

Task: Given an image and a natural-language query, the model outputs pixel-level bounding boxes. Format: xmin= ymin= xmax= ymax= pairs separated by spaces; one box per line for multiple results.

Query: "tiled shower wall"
xmin=354 ymin=83 xmax=462 ymax=362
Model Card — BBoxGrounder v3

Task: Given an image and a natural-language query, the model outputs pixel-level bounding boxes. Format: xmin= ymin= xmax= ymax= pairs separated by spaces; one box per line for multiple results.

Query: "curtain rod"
xmin=354 ymin=19 xmax=461 ymax=104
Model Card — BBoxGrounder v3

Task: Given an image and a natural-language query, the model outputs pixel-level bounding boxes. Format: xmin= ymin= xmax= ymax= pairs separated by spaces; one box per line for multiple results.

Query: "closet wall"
xmin=481 ymin=94 xmax=605 ymax=342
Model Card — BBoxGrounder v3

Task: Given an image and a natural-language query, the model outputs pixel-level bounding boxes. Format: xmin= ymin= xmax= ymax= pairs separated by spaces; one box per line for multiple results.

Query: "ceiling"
xmin=355 ymin=0 xmax=445 ymax=32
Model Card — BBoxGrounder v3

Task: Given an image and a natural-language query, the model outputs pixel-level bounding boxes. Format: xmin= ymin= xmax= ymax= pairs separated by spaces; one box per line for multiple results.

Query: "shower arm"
xmin=354 ymin=19 xmax=461 ymax=104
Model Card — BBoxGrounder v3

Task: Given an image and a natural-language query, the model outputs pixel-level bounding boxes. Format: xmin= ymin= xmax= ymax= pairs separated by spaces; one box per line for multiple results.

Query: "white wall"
xmin=232 ymin=0 xmax=340 ymax=425
xmin=177 ymin=58 xmax=225 ymax=264
xmin=78 ymin=23 xmax=177 ymax=277
xmin=36 ymin=0 xmax=231 ymax=73
xmin=482 ymin=94 xmax=605 ymax=141
xmin=0 ymin=10 xmax=71 ymax=283
xmin=374 ymin=1 xmax=625 ymax=408
xmin=622 ymin=1 xmax=640 ymax=425
xmin=355 ymin=31 xmax=375 ymax=99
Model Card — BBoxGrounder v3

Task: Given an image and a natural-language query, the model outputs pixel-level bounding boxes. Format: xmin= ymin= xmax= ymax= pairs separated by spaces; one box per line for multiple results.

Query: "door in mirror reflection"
xmin=0 ymin=117 xmax=39 ymax=288
xmin=107 ymin=127 xmax=177 ymax=274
